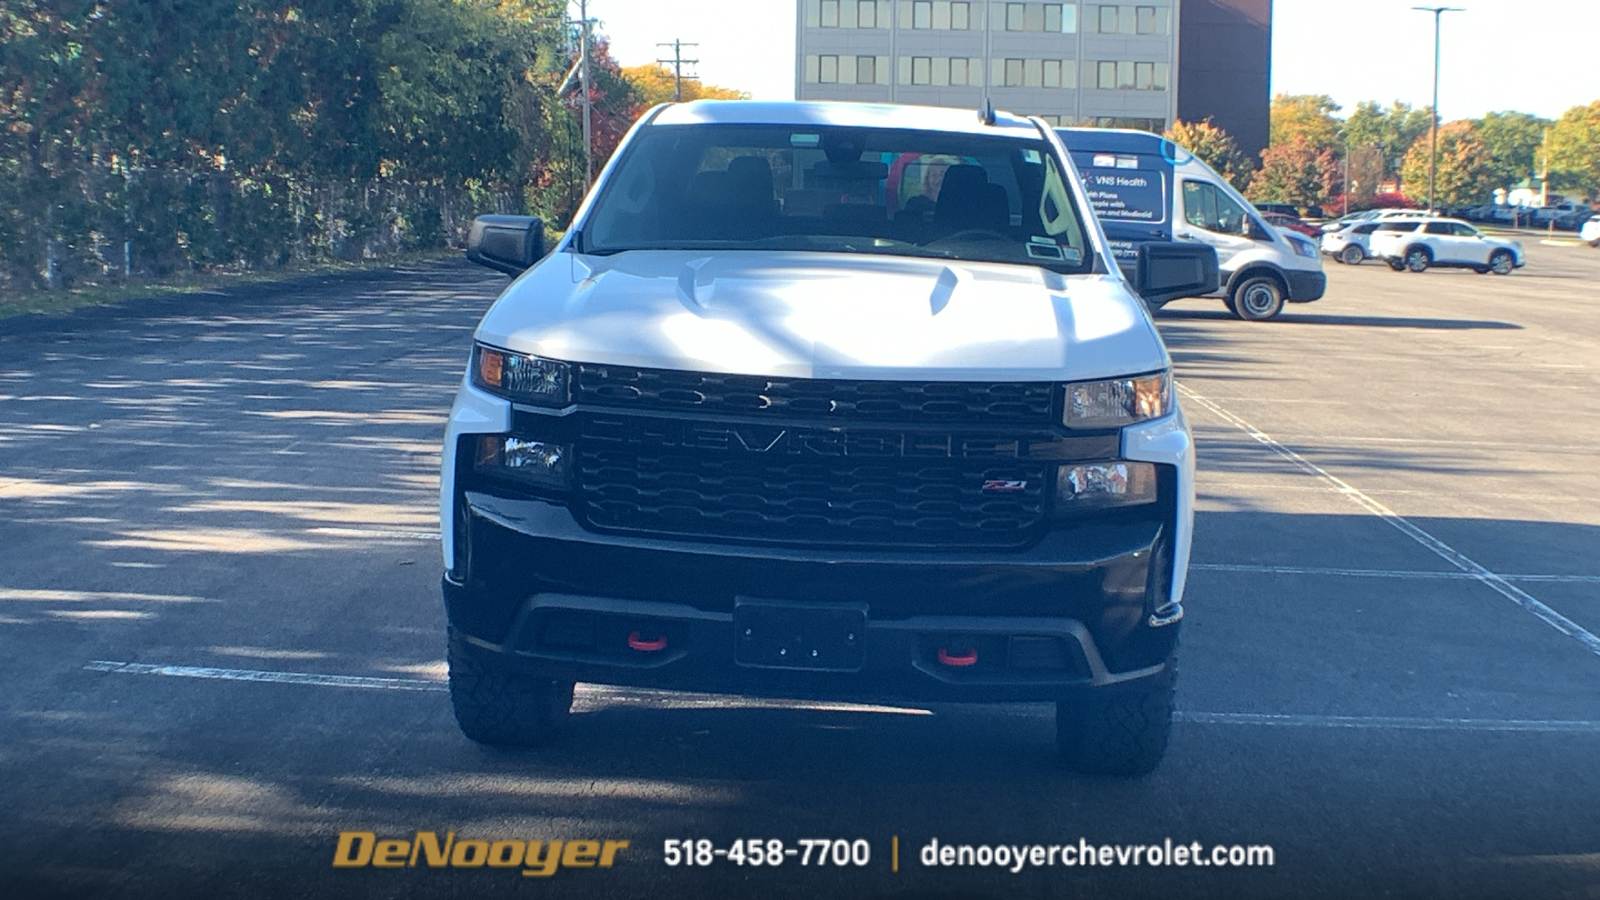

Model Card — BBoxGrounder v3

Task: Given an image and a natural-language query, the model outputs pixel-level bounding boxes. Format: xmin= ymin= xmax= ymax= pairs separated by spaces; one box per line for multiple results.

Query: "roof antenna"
xmin=978 ymin=97 xmax=995 ymax=126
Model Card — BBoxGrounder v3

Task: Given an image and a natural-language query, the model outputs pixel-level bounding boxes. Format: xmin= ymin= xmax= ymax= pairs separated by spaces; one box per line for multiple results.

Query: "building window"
xmin=1096 ymin=60 xmax=1116 ymax=89
xmin=859 ymin=0 xmax=877 ymax=27
xmin=951 ymin=1 xmax=970 ymax=28
xmin=1136 ymin=5 xmax=1155 ymax=33
xmin=932 ymin=56 xmax=950 ymax=85
xmin=821 ymin=0 xmax=839 ymax=27
xmin=1043 ymin=59 xmax=1062 ymax=88
xmin=805 ymin=55 xmax=818 ymax=82
xmin=1006 ymin=3 xmax=1024 ymax=29
xmin=1061 ymin=3 xmax=1077 ymax=31
xmin=857 ymin=55 xmax=877 ymax=83
xmin=1023 ymin=58 xmax=1043 ymax=87
xmin=1097 ymin=5 xmax=1116 ymax=32
xmin=911 ymin=56 xmax=932 ymax=83
xmin=1004 ymin=58 xmax=1024 ymax=86
xmin=932 ymin=0 xmax=951 ymax=28
xmin=950 ymin=57 xmax=970 ymax=84
xmin=1044 ymin=4 xmax=1062 ymax=32
xmin=913 ymin=0 xmax=932 ymax=27
xmin=820 ymin=55 xmax=839 ymax=83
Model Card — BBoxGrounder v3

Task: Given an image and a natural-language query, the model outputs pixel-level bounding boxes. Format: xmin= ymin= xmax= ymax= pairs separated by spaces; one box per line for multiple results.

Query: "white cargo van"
xmin=1056 ymin=128 xmax=1327 ymax=320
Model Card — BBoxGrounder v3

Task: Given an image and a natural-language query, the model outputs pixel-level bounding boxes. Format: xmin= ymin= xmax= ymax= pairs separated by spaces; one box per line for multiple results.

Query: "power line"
xmin=655 ymin=40 xmax=700 ymax=102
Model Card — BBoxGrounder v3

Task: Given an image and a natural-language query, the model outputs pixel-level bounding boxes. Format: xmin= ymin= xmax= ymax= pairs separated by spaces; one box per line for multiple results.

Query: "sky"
xmin=585 ymin=0 xmax=1599 ymax=123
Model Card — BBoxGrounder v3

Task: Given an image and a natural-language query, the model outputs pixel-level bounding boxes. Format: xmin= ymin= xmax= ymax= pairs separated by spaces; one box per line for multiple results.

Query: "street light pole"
xmin=1413 ymin=6 xmax=1462 ymax=214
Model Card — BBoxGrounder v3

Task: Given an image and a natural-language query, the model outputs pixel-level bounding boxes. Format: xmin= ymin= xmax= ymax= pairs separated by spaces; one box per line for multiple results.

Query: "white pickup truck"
xmin=441 ymin=101 xmax=1216 ymax=775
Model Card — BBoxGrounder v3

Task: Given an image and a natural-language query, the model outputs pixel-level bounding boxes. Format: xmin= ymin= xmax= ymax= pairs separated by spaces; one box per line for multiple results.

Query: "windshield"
xmin=582 ymin=123 xmax=1095 ymax=273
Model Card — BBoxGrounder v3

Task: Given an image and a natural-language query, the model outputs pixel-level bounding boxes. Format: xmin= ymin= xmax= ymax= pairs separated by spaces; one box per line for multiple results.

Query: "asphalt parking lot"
xmin=1 ymin=241 xmax=1597 ymax=900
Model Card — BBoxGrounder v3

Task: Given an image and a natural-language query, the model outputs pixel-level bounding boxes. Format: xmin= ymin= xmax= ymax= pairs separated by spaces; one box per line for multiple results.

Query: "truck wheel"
xmin=1056 ymin=680 xmax=1175 ymax=776
xmin=1340 ymin=244 xmax=1364 ymax=265
xmin=1229 ymin=275 xmax=1284 ymax=320
xmin=1404 ymin=246 xmax=1431 ymax=272
xmin=448 ymin=628 xmax=574 ymax=747
xmin=1488 ymin=250 xmax=1515 ymax=275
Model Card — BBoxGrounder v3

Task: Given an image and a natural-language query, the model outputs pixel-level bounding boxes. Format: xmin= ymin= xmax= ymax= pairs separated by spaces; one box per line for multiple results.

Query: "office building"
xmin=795 ymin=0 xmax=1270 ymax=158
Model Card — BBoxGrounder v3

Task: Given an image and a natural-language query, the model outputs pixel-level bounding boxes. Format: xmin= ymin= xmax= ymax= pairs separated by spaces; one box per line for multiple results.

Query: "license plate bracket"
xmin=733 ymin=599 xmax=867 ymax=672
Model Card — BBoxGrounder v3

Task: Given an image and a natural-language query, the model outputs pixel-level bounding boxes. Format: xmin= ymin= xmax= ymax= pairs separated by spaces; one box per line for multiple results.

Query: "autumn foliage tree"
xmin=1164 ymin=118 xmax=1252 ymax=192
xmin=1399 ymin=120 xmax=1496 ymax=209
xmin=621 ymin=64 xmax=750 ymax=107
xmin=1248 ymin=135 xmax=1339 ymax=210
xmin=1547 ymin=100 xmax=1600 ymax=202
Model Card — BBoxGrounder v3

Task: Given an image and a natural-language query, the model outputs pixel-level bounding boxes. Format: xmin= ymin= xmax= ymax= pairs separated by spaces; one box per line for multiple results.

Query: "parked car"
xmin=1260 ymin=210 xmax=1322 ymax=239
xmin=1368 ymin=217 xmax=1525 ymax=274
xmin=1581 ymin=216 xmax=1600 ymax=247
xmin=1320 ymin=220 xmax=1404 ymax=265
xmin=446 ymin=100 xmax=1217 ymax=776
xmin=1254 ymin=202 xmax=1300 ymax=218
xmin=1553 ymin=208 xmax=1594 ymax=231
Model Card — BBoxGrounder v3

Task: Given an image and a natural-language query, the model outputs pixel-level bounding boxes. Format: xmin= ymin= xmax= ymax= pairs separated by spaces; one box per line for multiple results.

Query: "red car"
xmin=1260 ymin=210 xmax=1321 ymax=239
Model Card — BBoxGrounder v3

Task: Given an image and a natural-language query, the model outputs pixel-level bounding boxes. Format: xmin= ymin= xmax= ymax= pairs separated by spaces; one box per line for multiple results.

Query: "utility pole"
xmin=1412 ymin=6 xmax=1462 ymax=214
xmin=655 ymin=39 xmax=701 ymax=102
xmin=579 ymin=0 xmax=592 ymax=191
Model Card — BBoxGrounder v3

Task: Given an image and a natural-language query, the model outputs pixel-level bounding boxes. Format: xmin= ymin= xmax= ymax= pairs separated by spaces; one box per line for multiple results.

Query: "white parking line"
xmin=1191 ymin=563 xmax=1600 ymax=585
xmin=83 ymin=660 xmax=1600 ymax=733
xmin=1179 ymin=383 xmax=1600 ymax=658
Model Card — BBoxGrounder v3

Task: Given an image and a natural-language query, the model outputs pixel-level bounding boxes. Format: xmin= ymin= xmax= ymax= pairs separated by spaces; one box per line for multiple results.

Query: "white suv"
xmin=443 ymin=101 xmax=1216 ymax=775
xmin=1368 ymin=217 xmax=1525 ymax=274
xmin=1582 ymin=216 xmax=1600 ymax=247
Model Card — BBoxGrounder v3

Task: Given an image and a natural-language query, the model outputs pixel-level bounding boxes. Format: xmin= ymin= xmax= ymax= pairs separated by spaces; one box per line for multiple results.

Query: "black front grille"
xmin=577 ymin=446 xmax=1049 ymax=548
xmin=573 ymin=363 xmax=1056 ymax=425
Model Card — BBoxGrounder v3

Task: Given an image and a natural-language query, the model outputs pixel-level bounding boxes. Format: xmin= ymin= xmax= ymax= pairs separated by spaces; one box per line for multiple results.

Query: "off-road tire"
xmin=448 ymin=628 xmax=574 ymax=747
xmin=1056 ymin=680 xmax=1175 ymax=776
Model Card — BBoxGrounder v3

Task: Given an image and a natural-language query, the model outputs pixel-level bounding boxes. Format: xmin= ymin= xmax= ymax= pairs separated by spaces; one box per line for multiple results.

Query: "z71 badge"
xmin=981 ymin=479 xmax=1027 ymax=492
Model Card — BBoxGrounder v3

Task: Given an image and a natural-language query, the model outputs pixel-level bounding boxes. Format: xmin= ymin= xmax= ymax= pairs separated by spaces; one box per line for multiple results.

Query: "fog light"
xmin=1056 ymin=461 xmax=1157 ymax=509
xmin=475 ymin=435 xmax=571 ymax=490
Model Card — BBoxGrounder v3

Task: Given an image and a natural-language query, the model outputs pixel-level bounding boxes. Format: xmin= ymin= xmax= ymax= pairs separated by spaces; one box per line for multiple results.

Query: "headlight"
xmin=1063 ymin=372 xmax=1171 ymax=429
xmin=1289 ymin=235 xmax=1318 ymax=258
xmin=472 ymin=344 xmax=571 ymax=407
xmin=1056 ymin=461 xmax=1158 ymax=509
xmin=474 ymin=435 xmax=572 ymax=491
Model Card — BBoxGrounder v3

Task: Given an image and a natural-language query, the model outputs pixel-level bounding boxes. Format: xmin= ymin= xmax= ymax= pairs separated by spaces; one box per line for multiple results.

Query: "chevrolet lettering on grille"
xmin=580 ymin=416 xmax=1116 ymax=460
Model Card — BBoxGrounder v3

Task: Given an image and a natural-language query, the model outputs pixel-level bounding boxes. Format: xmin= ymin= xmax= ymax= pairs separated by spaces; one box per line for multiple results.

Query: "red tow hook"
xmin=937 ymin=647 xmax=978 ymax=667
xmin=627 ymin=631 xmax=667 ymax=652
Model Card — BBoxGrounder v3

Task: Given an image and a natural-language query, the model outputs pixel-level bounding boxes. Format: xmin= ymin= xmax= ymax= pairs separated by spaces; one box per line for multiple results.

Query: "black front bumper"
xmin=444 ymin=491 xmax=1180 ymax=703
xmin=1285 ymin=268 xmax=1327 ymax=302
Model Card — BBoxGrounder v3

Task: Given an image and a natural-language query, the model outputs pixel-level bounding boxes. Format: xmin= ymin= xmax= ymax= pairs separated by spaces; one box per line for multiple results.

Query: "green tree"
xmin=1248 ymin=135 xmax=1339 ymax=209
xmin=1474 ymin=110 xmax=1550 ymax=193
xmin=1400 ymin=120 xmax=1496 ymax=208
xmin=1339 ymin=100 xmax=1432 ymax=181
xmin=1270 ymin=93 xmax=1341 ymax=152
xmin=1546 ymin=100 xmax=1600 ymax=202
xmin=1164 ymin=118 xmax=1252 ymax=191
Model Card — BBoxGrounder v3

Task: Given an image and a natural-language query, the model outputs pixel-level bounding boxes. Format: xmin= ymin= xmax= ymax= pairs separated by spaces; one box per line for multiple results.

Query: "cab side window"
xmin=1424 ymin=222 xmax=1452 ymax=235
xmin=1182 ymin=180 xmax=1251 ymax=237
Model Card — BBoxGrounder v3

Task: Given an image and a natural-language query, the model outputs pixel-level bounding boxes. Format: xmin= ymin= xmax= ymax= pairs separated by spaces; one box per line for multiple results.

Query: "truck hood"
xmin=474 ymin=250 xmax=1167 ymax=382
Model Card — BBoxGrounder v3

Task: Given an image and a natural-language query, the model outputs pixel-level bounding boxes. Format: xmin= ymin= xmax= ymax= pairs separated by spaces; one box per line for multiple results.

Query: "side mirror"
xmin=1134 ymin=242 xmax=1219 ymax=307
xmin=466 ymin=215 xmax=545 ymax=275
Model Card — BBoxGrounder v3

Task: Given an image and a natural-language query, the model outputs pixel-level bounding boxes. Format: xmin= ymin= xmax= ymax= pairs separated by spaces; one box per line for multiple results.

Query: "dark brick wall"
xmin=1177 ymin=0 xmax=1272 ymax=161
